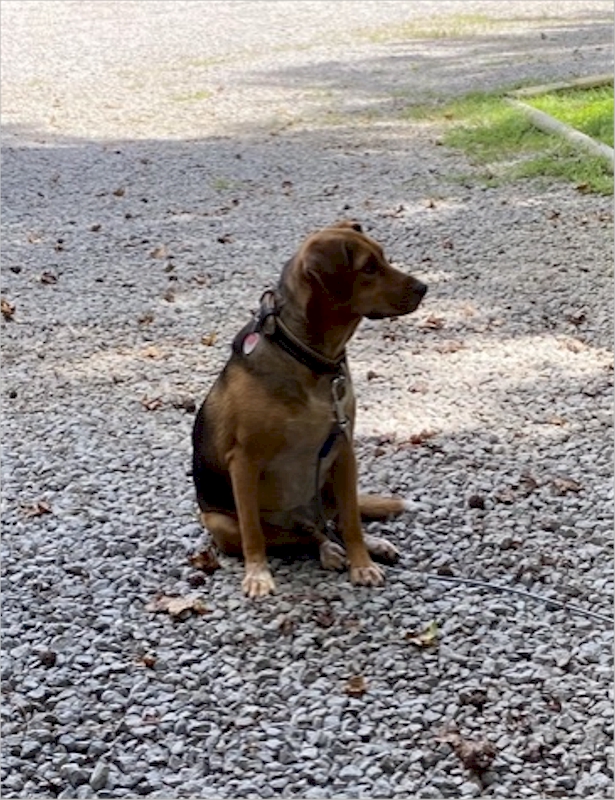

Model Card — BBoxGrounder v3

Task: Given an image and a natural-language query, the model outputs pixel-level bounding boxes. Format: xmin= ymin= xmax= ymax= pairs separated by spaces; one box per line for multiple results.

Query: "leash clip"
xmin=330 ymin=375 xmax=350 ymax=437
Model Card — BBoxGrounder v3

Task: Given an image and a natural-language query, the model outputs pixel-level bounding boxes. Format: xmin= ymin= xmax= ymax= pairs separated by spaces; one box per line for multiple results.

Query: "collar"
xmin=257 ymin=290 xmax=346 ymax=376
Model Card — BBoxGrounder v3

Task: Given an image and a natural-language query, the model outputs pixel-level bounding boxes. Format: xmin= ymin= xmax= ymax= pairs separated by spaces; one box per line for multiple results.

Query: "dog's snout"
xmin=415 ymin=279 xmax=428 ymax=299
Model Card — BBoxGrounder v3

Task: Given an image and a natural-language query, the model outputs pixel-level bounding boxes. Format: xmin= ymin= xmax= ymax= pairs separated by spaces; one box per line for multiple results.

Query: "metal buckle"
xmin=331 ymin=375 xmax=350 ymax=437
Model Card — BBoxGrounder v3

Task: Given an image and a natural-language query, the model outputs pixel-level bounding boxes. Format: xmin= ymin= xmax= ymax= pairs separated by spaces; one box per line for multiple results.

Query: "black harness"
xmin=239 ymin=290 xmax=351 ymax=537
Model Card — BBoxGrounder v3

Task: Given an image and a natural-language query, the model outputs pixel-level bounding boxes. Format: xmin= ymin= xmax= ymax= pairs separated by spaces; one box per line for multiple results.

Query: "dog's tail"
xmin=359 ymin=494 xmax=413 ymax=520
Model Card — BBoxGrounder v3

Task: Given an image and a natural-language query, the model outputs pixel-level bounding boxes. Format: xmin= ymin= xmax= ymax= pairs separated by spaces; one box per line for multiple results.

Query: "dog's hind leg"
xmin=200 ymin=511 xmax=243 ymax=555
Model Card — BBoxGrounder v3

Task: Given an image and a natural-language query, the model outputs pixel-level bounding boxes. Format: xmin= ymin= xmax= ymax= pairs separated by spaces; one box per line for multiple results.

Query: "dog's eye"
xmin=363 ymin=260 xmax=378 ymax=275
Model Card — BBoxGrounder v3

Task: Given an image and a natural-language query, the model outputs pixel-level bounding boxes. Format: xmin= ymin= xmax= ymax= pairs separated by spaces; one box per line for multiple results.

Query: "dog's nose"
xmin=414 ymin=279 xmax=428 ymax=298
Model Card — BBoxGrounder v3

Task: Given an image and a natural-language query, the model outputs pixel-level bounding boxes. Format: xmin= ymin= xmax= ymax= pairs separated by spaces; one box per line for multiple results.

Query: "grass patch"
xmin=528 ymin=85 xmax=614 ymax=147
xmin=405 ymin=88 xmax=613 ymax=195
xmin=362 ymin=13 xmax=557 ymax=43
xmin=173 ymin=90 xmax=212 ymax=103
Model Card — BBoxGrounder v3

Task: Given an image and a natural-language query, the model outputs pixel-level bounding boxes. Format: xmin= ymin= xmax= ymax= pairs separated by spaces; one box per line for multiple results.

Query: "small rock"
xmin=90 ymin=761 xmax=109 ymax=791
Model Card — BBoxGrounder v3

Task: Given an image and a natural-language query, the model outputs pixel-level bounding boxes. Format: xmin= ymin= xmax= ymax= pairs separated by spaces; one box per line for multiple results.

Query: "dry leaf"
xmin=140 ymin=345 xmax=161 ymax=359
xmin=171 ymin=396 xmax=196 ymax=413
xmin=113 ymin=187 xmax=126 ymax=197
xmin=90 ymin=223 xmax=102 ymax=232
xmin=140 ymin=396 xmax=163 ymax=411
xmin=21 ymin=500 xmax=52 ymax=518
xmin=1 ymin=298 xmax=16 ymax=321
xmin=136 ymin=652 xmax=157 ymax=668
xmin=438 ymin=728 xmax=496 ymax=776
xmin=278 ymin=616 xmax=296 ymax=636
xmin=552 ymin=477 xmax=582 ymax=494
xmin=138 ymin=313 xmax=154 ymax=325
xmin=150 ymin=244 xmax=169 ymax=259
xmin=201 ymin=332 xmax=218 ymax=346
xmin=409 ymin=429 xmax=438 ymax=445
xmin=189 ymin=547 xmax=220 ymax=574
xmin=494 ymin=487 xmax=516 ymax=505
xmin=421 ymin=315 xmax=445 ymax=330
xmin=345 ymin=675 xmax=368 ymax=697
xmin=145 ymin=594 xmax=208 ymax=617
xmin=434 ymin=340 xmax=464 ymax=354
xmin=561 ymin=338 xmax=585 ymax=353
xmin=406 ymin=620 xmax=438 ymax=647
xmin=314 ymin=608 xmax=335 ymax=628
xmin=40 ymin=271 xmax=58 ymax=284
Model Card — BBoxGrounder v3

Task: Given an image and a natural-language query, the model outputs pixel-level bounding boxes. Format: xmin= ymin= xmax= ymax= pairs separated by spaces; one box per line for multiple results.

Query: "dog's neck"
xmin=277 ymin=280 xmax=360 ymax=362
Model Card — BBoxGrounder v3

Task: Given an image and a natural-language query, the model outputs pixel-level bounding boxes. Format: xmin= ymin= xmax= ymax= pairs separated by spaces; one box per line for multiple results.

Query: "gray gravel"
xmin=1 ymin=2 xmax=613 ymax=798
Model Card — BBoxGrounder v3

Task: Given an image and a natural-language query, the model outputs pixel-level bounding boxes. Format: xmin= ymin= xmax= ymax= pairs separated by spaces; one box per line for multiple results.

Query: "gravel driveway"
xmin=1 ymin=2 xmax=613 ymax=798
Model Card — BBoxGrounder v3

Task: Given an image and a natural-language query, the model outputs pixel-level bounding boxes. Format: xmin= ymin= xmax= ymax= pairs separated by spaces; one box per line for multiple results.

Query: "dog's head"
xmin=293 ymin=220 xmax=427 ymax=319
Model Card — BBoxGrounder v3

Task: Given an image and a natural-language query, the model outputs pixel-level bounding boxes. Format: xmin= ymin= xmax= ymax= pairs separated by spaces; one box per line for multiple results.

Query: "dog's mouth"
xmin=365 ymin=282 xmax=427 ymax=320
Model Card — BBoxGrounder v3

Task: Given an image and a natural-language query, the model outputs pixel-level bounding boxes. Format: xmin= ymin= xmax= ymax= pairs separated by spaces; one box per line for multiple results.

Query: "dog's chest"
xmin=260 ymin=376 xmax=355 ymax=511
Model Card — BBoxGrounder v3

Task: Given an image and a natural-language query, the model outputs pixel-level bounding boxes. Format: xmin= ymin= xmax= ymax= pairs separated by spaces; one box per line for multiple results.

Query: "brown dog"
xmin=192 ymin=221 xmax=427 ymax=597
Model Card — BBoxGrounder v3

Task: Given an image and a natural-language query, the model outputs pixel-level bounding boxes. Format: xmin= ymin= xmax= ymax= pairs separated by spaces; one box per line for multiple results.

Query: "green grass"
xmin=528 ymin=86 xmax=614 ymax=147
xmin=404 ymin=87 xmax=613 ymax=195
xmin=361 ymin=13 xmax=559 ymax=43
xmin=172 ymin=89 xmax=212 ymax=103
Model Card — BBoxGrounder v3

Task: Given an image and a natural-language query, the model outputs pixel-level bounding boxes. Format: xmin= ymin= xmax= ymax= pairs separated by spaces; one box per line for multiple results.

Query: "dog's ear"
xmin=301 ymin=234 xmax=355 ymax=300
xmin=330 ymin=219 xmax=363 ymax=234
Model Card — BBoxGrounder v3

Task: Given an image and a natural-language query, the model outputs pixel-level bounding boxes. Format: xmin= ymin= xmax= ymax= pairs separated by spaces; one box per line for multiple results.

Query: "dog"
xmin=192 ymin=221 xmax=427 ymax=597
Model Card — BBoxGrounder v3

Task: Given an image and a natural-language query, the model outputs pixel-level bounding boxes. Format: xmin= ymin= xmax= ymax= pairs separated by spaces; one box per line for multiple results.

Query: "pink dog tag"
xmin=242 ymin=332 xmax=260 ymax=355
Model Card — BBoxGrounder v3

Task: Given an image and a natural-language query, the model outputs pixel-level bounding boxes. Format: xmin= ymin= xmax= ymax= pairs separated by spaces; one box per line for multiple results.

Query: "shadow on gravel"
xmin=243 ymin=13 xmax=614 ymax=121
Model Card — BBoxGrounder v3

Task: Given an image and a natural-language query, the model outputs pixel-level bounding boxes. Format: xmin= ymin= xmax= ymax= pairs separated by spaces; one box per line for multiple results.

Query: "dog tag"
xmin=242 ymin=332 xmax=260 ymax=355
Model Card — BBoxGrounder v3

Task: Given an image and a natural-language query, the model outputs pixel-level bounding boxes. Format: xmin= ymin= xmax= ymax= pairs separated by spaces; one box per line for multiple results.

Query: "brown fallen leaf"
xmin=438 ymin=728 xmax=496 ymax=776
xmin=1 ymin=298 xmax=16 ymax=321
xmin=136 ymin=652 xmax=157 ymax=668
xmin=561 ymin=337 xmax=586 ymax=353
xmin=552 ymin=477 xmax=582 ymax=495
xmin=494 ymin=487 xmax=516 ymax=505
xmin=171 ymin=396 xmax=196 ymax=413
xmin=409 ymin=429 xmax=438 ymax=445
xmin=140 ymin=396 xmax=163 ymax=411
xmin=201 ymin=332 xmax=218 ymax=346
xmin=21 ymin=500 xmax=52 ymax=518
xmin=345 ymin=675 xmax=368 ymax=697
xmin=278 ymin=616 xmax=296 ymax=636
xmin=150 ymin=244 xmax=169 ymax=259
xmin=314 ymin=608 xmax=335 ymax=628
xmin=406 ymin=620 xmax=438 ymax=647
xmin=138 ymin=313 xmax=154 ymax=326
xmin=434 ymin=340 xmax=464 ymax=354
xmin=189 ymin=546 xmax=220 ymax=574
xmin=421 ymin=315 xmax=445 ymax=330
xmin=144 ymin=594 xmax=208 ymax=617
xmin=90 ymin=223 xmax=102 ymax=232
xmin=140 ymin=345 xmax=162 ymax=359
xmin=113 ymin=187 xmax=126 ymax=197
xmin=40 ymin=271 xmax=58 ymax=284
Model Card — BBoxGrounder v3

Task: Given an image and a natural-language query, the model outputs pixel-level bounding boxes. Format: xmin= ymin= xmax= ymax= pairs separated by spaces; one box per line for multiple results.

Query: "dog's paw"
xmin=364 ymin=534 xmax=400 ymax=564
xmin=350 ymin=561 xmax=385 ymax=587
xmin=319 ymin=539 xmax=346 ymax=571
xmin=242 ymin=564 xmax=276 ymax=598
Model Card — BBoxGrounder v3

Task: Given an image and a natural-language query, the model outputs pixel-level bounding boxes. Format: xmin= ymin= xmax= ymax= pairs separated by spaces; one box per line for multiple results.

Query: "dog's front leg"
xmin=228 ymin=448 xmax=275 ymax=598
xmin=331 ymin=441 xmax=385 ymax=587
